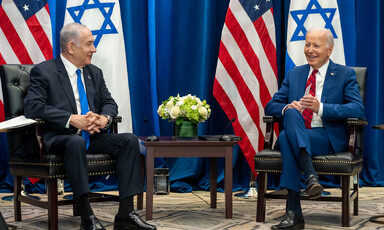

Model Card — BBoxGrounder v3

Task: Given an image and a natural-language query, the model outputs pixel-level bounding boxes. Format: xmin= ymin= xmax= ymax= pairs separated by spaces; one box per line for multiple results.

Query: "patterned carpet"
xmin=1 ymin=187 xmax=384 ymax=229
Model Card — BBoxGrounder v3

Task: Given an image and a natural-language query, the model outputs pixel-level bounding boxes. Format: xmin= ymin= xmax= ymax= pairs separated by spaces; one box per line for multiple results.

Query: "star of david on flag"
xmin=67 ymin=0 xmax=117 ymax=48
xmin=286 ymin=0 xmax=345 ymax=73
xmin=64 ymin=0 xmax=133 ymax=133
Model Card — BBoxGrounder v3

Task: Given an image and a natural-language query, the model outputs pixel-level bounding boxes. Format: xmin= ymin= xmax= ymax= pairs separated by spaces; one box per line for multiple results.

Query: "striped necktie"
xmin=76 ymin=69 xmax=90 ymax=148
xmin=302 ymin=69 xmax=318 ymax=129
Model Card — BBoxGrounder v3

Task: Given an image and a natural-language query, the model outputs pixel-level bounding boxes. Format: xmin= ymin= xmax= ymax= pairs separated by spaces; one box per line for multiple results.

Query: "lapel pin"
xmin=331 ymin=73 xmax=334 ymax=76
xmin=87 ymin=75 xmax=91 ymax=79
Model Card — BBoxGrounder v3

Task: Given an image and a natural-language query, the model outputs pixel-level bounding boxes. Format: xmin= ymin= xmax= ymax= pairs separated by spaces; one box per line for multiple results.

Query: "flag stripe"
xmin=1 ymin=0 xmax=47 ymax=64
xmin=225 ymin=8 xmax=273 ymax=107
xmin=214 ymin=0 xmax=278 ymax=172
xmin=0 ymin=52 xmax=5 ymax=65
xmin=230 ymin=0 xmax=277 ymax=97
xmin=220 ymin=25 xmax=266 ymax=133
xmin=0 ymin=6 xmax=33 ymax=64
xmin=0 ymin=30 xmax=20 ymax=64
xmin=218 ymin=42 xmax=264 ymax=140
xmin=213 ymin=70 xmax=261 ymax=170
xmin=26 ymin=14 xmax=53 ymax=60
xmin=254 ymin=15 xmax=278 ymax=77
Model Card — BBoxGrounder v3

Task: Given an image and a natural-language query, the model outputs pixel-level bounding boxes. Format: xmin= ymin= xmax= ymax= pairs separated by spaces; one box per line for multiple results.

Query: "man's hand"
xmin=70 ymin=112 xmax=109 ymax=134
xmin=300 ymin=95 xmax=320 ymax=113
xmin=285 ymin=100 xmax=302 ymax=112
xmin=84 ymin=112 xmax=109 ymax=134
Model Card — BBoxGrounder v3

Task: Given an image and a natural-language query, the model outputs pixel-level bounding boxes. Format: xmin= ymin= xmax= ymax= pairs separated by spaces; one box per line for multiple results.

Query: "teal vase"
xmin=173 ymin=120 xmax=198 ymax=140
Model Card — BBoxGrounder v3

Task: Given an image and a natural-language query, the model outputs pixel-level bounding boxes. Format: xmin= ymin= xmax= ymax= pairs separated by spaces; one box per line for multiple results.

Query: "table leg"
xmin=146 ymin=147 xmax=155 ymax=220
xmin=210 ymin=157 xmax=217 ymax=209
xmin=225 ymin=146 xmax=233 ymax=219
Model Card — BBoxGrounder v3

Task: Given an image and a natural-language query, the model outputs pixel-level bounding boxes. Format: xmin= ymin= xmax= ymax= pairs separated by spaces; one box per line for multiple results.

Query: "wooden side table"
xmin=369 ymin=125 xmax=384 ymax=224
xmin=141 ymin=136 xmax=238 ymax=220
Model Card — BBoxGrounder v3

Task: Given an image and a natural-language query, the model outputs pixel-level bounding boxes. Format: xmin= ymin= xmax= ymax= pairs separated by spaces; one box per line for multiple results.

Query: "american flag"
xmin=0 ymin=0 xmax=53 ymax=184
xmin=213 ymin=0 xmax=278 ymax=173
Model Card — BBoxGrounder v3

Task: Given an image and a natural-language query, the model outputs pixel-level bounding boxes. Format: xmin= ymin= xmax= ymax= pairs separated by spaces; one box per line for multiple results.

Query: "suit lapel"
xmin=299 ymin=65 xmax=310 ymax=98
xmin=56 ymin=58 xmax=77 ymax=113
xmin=321 ymin=60 xmax=337 ymax=103
xmin=83 ymin=67 xmax=95 ymax=112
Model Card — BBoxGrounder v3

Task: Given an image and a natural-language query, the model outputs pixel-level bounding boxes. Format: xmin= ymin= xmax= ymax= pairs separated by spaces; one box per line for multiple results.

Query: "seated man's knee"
xmin=284 ymin=108 xmax=303 ymax=124
xmin=65 ymin=135 xmax=86 ymax=149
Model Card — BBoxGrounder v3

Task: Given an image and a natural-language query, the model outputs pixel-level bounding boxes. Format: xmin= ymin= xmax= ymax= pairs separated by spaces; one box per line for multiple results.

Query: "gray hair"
xmin=59 ymin=23 xmax=87 ymax=52
xmin=306 ymin=27 xmax=334 ymax=47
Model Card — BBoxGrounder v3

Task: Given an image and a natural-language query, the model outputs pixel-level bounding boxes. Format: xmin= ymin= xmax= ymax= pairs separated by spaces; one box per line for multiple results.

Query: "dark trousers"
xmin=278 ymin=109 xmax=333 ymax=192
xmin=49 ymin=132 xmax=142 ymax=200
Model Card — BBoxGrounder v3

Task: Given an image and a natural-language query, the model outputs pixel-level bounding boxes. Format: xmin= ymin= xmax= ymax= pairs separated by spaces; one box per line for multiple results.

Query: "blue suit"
xmin=265 ymin=60 xmax=364 ymax=192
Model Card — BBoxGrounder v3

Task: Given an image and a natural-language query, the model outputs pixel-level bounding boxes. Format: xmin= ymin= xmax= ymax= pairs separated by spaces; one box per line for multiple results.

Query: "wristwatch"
xmin=102 ymin=115 xmax=113 ymax=129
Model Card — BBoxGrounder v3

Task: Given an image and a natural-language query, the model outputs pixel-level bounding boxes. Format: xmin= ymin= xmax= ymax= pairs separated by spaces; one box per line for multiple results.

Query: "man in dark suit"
xmin=266 ymin=27 xmax=364 ymax=229
xmin=24 ymin=23 xmax=156 ymax=230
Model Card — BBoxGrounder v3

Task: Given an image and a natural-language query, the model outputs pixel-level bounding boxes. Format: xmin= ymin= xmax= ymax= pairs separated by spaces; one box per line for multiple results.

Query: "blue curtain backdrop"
xmin=0 ymin=0 xmax=383 ymax=193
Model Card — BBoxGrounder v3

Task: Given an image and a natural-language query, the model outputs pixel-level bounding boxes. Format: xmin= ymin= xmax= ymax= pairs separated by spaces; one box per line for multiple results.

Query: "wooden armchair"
xmin=0 ymin=64 xmax=143 ymax=230
xmin=254 ymin=67 xmax=367 ymax=227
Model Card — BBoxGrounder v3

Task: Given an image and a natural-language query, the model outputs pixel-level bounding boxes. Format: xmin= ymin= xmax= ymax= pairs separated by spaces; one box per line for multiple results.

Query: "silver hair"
xmin=306 ymin=27 xmax=334 ymax=47
xmin=59 ymin=23 xmax=87 ymax=52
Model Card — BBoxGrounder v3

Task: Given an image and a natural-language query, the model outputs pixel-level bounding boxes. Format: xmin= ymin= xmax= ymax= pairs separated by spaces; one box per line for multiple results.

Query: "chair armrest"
xmin=262 ymin=116 xmax=280 ymax=149
xmin=263 ymin=116 xmax=280 ymax=124
xmin=111 ymin=116 xmax=122 ymax=133
xmin=347 ymin=118 xmax=367 ymax=156
xmin=347 ymin=118 xmax=368 ymax=126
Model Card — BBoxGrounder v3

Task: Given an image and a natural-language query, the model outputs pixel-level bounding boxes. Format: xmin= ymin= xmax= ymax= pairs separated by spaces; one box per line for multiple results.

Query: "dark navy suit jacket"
xmin=265 ymin=60 xmax=364 ymax=153
xmin=24 ymin=57 xmax=118 ymax=152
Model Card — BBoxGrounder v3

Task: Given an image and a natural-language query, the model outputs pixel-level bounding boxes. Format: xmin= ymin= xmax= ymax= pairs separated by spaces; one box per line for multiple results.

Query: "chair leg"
xmin=47 ymin=179 xmax=59 ymax=230
xmin=341 ymin=175 xmax=350 ymax=227
xmin=353 ymin=175 xmax=359 ymax=216
xmin=137 ymin=155 xmax=145 ymax=210
xmin=14 ymin=176 xmax=22 ymax=221
xmin=256 ymin=172 xmax=267 ymax=222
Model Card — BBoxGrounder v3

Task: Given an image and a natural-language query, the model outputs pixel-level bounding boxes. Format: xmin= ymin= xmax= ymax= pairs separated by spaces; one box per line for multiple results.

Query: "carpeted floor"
xmin=1 ymin=187 xmax=384 ymax=229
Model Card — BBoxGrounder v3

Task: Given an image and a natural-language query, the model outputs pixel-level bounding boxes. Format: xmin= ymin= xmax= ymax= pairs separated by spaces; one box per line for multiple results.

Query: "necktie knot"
xmin=312 ymin=69 xmax=318 ymax=76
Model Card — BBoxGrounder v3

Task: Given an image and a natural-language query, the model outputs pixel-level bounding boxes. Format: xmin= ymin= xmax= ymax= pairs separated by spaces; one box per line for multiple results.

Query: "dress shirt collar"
xmin=309 ymin=59 xmax=329 ymax=77
xmin=60 ymin=53 xmax=81 ymax=76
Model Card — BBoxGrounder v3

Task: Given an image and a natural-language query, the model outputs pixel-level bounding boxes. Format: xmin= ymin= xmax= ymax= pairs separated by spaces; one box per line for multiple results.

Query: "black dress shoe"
xmin=271 ymin=211 xmax=304 ymax=230
xmin=80 ymin=215 xmax=106 ymax=230
xmin=305 ymin=174 xmax=323 ymax=199
xmin=114 ymin=212 xmax=157 ymax=230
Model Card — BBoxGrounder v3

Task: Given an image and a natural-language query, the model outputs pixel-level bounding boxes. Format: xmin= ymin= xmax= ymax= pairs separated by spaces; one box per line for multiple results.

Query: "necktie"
xmin=302 ymin=69 xmax=318 ymax=129
xmin=76 ymin=69 xmax=90 ymax=148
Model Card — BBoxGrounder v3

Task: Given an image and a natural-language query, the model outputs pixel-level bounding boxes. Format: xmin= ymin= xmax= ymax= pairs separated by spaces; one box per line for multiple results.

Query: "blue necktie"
xmin=76 ymin=69 xmax=90 ymax=148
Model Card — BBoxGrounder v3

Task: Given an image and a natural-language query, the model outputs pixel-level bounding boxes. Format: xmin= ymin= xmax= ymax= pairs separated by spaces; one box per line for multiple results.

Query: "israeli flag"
xmin=286 ymin=0 xmax=345 ymax=73
xmin=64 ymin=0 xmax=132 ymax=132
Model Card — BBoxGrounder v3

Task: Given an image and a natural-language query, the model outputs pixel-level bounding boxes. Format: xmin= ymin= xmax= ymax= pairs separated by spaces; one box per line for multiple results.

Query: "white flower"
xmin=157 ymin=105 xmax=163 ymax=116
xmin=166 ymin=100 xmax=174 ymax=109
xmin=196 ymin=97 xmax=202 ymax=105
xmin=170 ymin=106 xmax=180 ymax=119
xmin=158 ymin=94 xmax=211 ymax=123
xmin=198 ymin=106 xmax=208 ymax=117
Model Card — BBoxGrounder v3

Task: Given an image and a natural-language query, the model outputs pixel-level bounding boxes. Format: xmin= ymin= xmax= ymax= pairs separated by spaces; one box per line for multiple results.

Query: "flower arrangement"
xmin=157 ymin=94 xmax=211 ymax=125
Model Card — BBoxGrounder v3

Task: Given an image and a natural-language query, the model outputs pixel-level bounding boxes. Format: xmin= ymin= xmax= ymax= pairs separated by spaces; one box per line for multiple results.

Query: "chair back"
xmin=351 ymin=67 xmax=367 ymax=154
xmin=351 ymin=67 xmax=367 ymax=103
xmin=0 ymin=64 xmax=34 ymax=120
xmin=0 ymin=64 xmax=36 ymax=160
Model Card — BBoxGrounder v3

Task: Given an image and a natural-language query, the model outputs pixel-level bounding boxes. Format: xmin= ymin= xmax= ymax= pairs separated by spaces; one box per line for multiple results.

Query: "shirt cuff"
xmin=282 ymin=104 xmax=289 ymax=116
xmin=65 ymin=116 xmax=71 ymax=129
xmin=317 ymin=103 xmax=324 ymax=117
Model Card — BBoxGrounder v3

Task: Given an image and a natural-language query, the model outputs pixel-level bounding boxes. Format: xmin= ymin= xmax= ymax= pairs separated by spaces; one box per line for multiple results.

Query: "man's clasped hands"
xmin=70 ymin=111 xmax=109 ymax=134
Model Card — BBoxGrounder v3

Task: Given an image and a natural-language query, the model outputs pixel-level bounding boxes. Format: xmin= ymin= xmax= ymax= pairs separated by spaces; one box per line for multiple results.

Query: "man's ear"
xmin=328 ymin=45 xmax=334 ymax=57
xmin=67 ymin=42 xmax=75 ymax=55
